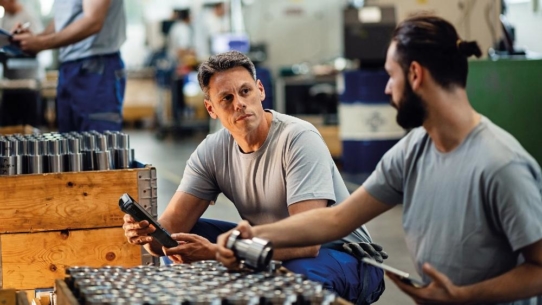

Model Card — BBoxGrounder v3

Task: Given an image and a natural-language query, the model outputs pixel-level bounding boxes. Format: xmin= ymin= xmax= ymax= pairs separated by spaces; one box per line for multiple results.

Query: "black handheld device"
xmin=119 ymin=193 xmax=178 ymax=248
xmin=362 ymin=258 xmax=426 ymax=288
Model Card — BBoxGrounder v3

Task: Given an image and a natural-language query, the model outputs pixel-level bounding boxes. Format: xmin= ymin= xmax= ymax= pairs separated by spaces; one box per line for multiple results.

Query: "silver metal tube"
xmin=0 ymin=155 xmax=17 ymax=175
xmin=67 ymin=153 xmax=83 ymax=172
xmin=94 ymin=150 xmax=113 ymax=171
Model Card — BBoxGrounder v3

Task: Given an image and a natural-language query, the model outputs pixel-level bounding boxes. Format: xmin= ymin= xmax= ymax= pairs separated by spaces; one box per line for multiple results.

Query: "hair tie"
xmin=456 ymin=39 xmax=462 ymax=48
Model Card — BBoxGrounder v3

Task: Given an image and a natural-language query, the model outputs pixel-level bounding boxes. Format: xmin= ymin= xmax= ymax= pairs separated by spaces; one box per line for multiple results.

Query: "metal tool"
xmin=226 ymin=230 xmax=274 ymax=271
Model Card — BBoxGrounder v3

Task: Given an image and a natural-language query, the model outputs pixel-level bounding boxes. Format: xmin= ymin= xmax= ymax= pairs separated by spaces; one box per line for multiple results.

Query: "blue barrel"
xmin=256 ymin=67 xmax=273 ymax=110
xmin=339 ymin=70 xmax=405 ymax=175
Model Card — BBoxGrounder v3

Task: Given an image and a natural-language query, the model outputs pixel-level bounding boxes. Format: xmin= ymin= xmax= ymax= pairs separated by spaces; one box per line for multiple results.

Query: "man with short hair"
xmin=123 ymin=51 xmax=386 ymax=304
xmin=216 ymin=16 xmax=542 ymax=305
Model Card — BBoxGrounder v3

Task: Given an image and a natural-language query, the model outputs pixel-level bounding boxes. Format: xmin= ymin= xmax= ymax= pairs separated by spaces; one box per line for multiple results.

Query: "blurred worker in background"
xmin=168 ymin=7 xmax=196 ymax=72
xmin=194 ymin=0 xmax=229 ymax=61
xmin=12 ymin=0 xmax=126 ymax=133
xmin=0 ymin=0 xmax=42 ymax=33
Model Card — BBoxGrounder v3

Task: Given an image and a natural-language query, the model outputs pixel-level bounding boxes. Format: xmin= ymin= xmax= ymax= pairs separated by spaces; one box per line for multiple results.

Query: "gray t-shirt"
xmin=364 ymin=116 xmax=542 ymax=304
xmin=178 ymin=110 xmax=371 ymax=244
xmin=54 ymin=0 xmax=126 ymax=62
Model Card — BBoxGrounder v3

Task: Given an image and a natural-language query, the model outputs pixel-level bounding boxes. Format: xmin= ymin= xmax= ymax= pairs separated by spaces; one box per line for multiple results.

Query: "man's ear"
xmin=204 ymin=100 xmax=217 ymax=119
xmin=408 ymin=61 xmax=424 ymax=91
xmin=257 ymin=79 xmax=266 ymax=102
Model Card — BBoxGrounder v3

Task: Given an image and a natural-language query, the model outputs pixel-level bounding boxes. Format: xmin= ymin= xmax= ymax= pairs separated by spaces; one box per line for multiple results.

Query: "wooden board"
xmin=0 ymin=125 xmax=39 ymax=136
xmin=1 ymin=227 xmax=142 ymax=289
xmin=0 ymin=170 xmax=140 ymax=233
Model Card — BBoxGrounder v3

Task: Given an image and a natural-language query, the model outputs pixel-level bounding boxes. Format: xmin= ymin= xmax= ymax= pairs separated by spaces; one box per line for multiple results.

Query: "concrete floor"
xmin=128 ymin=129 xmax=418 ymax=305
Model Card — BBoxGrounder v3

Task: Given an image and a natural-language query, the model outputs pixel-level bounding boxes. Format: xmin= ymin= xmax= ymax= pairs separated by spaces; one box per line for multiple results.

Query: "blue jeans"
xmin=164 ymin=218 xmax=385 ymax=304
xmin=57 ymin=52 xmax=126 ymax=132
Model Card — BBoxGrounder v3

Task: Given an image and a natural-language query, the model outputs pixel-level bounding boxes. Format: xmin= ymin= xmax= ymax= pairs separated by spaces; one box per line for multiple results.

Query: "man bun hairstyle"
xmin=198 ymin=51 xmax=256 ymax=100
xmin=392 ymin=15 xmax=482 ymax=89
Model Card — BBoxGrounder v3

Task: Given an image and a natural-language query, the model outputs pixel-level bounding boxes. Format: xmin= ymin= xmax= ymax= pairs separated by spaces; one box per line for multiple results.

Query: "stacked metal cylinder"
xmin=0 ymin=131 xmax=135 ymax=176
xmin=65 ymin=261 xmax=337 ymax=305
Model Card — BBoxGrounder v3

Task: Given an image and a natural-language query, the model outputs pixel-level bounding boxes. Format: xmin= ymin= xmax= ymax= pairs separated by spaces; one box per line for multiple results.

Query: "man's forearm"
xmin=460 ymin=263 xmax=542 ymax=304
xmin=38 ymin=21 xmax=55 ymax=36
xmin=254 ymin=207 xmax=347 ymax=248
xmin=273 ymin=245 xmax=320 ymax=261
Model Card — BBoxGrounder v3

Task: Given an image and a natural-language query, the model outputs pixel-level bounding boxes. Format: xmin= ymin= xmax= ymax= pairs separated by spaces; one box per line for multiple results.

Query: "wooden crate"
xmin=0 ymin=165 xmax=159 ymax=290
xmin=0 ymin=289 xmax=29 ymax=305
xmin=0 ymin=125 xmax=40 ymax=136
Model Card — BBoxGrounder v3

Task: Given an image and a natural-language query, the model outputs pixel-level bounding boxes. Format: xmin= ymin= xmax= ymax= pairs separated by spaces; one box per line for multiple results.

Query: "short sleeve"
xmin=284 ymin=130 xmax=337 ymax=205
xmin=177 ymin=140 xmax=220 ymax=202
xmin=487 ymin=162 xmax=542 ymax=251
xmin=362 ymin=138 xmax=406 ymax=205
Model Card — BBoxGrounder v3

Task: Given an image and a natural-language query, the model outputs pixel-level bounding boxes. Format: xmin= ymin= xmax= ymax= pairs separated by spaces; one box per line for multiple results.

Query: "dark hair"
xmin=198 ymin=51 xmax=256 ymax=99
xmin=392 ymin=15 xmax=482 ymax=89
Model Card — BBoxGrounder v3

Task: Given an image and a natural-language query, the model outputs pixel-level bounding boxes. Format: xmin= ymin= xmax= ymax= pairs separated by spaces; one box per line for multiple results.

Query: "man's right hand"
xmin=122 ymin=214 xmax=156 ymax=245
xmin=216 ymin=220 xmax=255 ymax=269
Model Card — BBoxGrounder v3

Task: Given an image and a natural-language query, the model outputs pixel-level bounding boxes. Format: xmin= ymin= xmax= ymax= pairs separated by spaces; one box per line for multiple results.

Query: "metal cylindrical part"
xmin=83 ymin=150 xmax=96 ymax=171
xmin=106 ymin=133 xmax=118 ymax=150
xmin=48 ymin=140 xmax=61 ymax=155
xmin=97 ymin=135 xmax=108 ymax=151
xmin=58 ymin=138 xmax=68 ymax=155
xmin=85 ymin=134 xmax=96 ymax=151
xmin=1 ymin=140 xmax=11 ymax=156
xmin=26 ymin=155 xmax=44 ymax=174
xmin=68 ymin=138 xmax=81 ymax=154
xmin=115 ymin=149 xmax=132 ymax=169
xmin=67 ymin=153 xmax=83 ymax=172
xmin=47 ymin=154 xmax=64 ymax=173
xmin=117 ymin=133 xmax=130 ymax=149
xmin=0 ymin=156 xmax=17 ymax=175
xmin=14 ymin=155 xmax=23 ymax=175
xmin=94 ymin=150 xmax=112 ymax=170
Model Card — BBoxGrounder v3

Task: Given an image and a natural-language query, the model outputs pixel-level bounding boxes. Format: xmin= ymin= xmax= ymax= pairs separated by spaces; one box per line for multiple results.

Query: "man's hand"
xmin=216 ymin=220 xmax=254 ymax=269
xmin=343 ymin=242 xmax=389 ymax=263
xmin=11 ymin=33 xmax=47 ymax=54
xmin=387 ymin=263 xmax=467 ymax=304
xmin=122 ymin=214 xmax=156 ymax=245
xmin=162 ymin=233 xmax=216 ymax=264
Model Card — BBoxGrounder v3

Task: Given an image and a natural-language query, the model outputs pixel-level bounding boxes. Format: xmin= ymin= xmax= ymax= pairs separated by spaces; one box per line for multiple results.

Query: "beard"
xmin=390 ymin=82 xmax=427 ymax=129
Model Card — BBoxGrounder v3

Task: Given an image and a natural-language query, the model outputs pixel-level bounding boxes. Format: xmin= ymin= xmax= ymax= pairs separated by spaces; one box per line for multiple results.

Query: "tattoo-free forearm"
xmin=460 ymin=263 xmax=542 ymax=304
xmin=273 ymin=245 xmax=320 ymax=261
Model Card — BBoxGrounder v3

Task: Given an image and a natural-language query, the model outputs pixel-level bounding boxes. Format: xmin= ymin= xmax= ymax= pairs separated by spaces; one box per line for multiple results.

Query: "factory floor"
xmin=129 ymin=128 xmax=416 ymax=305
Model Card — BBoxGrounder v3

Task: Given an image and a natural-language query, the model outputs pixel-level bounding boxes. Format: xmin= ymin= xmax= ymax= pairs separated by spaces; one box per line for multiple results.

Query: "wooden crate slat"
xmin=0 ymin=170 xmax=140 ymax=233
xmin=1 ymin=227 xmax=142 ymax=289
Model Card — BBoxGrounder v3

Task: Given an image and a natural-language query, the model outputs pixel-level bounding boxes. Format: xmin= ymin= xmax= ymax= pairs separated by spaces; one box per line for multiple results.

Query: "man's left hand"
xmin=162 ymin=233 xmax=217 ymax=264
xmin=343 ymin=242 xmax=389 ymax=263
xmin=387 ymin=263 xmax=468 ymax=304
xmin=11 ymin=33 xmax=47 ymax=54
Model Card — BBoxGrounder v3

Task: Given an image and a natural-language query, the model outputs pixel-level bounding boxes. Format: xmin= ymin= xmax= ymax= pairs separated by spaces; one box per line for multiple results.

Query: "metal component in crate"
xmin=63 ymin=261 xmax=338 ymax=305
xmin=0 ymin=130 xmax=138 ymax=176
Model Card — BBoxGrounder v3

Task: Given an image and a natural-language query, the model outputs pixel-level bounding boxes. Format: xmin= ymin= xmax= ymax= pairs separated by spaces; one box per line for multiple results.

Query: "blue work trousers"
xmin=57 ymin=52 xmax=126 ymax=132
xmin=165 ymin=218 xmax=385 ymax=304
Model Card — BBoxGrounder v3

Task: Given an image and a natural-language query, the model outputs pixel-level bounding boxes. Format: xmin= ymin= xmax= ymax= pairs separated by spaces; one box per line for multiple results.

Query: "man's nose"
xmin=234 ymin=97 xmax=247 ymax=110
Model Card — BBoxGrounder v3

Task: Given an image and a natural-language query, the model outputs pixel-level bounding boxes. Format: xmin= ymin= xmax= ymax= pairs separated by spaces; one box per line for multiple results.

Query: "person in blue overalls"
xmin=13 ymin=0 xmax=126 ymax=132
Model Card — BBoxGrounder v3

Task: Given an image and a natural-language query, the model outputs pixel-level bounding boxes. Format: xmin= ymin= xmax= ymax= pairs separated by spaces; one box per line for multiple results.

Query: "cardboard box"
xmin=0 ymin=165 xmax=158 ymax=289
